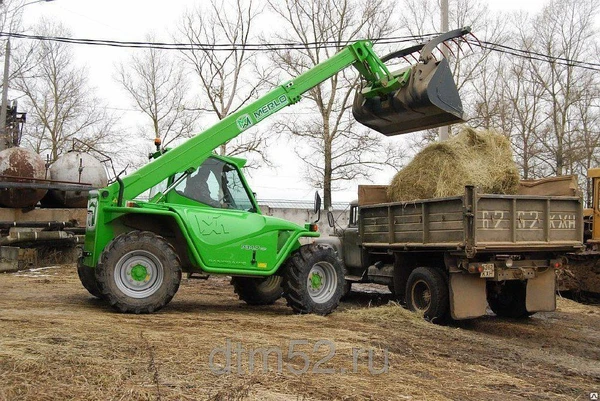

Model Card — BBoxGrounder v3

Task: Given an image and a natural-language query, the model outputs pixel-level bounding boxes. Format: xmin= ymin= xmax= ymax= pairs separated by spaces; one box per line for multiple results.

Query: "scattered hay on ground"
xmin=1 ymin=265 xmax=599 ymax=401
xmin=388 ymin=126 xmax=520 ymax=202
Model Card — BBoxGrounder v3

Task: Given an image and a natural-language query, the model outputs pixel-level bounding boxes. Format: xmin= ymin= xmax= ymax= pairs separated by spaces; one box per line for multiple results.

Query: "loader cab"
xmin=148 ymin=155 xmax=259 ymax=213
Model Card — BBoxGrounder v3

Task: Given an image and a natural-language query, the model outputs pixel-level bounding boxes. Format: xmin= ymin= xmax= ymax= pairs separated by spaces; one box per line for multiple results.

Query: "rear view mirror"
xmin=327 ymin=211 xmax=335 ymax=228
xmin=313 ymin=192 xmax=321 ymax=223
xmin=314 ymin=191 xmax=321 ymax=214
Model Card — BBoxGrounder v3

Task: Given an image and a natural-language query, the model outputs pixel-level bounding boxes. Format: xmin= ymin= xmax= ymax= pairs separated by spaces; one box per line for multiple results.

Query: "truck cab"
xmin=322 ymin=199 xmax=396 ymax=292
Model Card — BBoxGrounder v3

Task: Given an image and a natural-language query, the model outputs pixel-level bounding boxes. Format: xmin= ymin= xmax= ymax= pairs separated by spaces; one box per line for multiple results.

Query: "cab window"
xmin=349 ymin=204 xmax=359 ymax=227
xmin=175 ymin=157 xmax=255 ymax=211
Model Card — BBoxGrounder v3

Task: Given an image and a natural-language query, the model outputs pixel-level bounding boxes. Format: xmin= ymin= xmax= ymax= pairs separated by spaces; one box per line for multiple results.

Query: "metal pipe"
xmin=0 ymin=181 xmax=94 ymax=191
xmin=0 ymin=220 xmax=76 ymax=229
xmin=0 ymin=230 xmax=72 ymax=245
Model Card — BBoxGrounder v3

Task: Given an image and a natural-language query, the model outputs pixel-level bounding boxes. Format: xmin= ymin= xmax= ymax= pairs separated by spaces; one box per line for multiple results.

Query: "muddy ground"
xmin=0 ymin=265 xmax=599 ymax=401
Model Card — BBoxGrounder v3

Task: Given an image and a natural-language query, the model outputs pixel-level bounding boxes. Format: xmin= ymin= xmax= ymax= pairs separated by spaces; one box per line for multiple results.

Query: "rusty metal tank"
xmin=45 ymin=152 xmax=108 ymax=208
xmin=0 ymin=147 xmax=47 ymax=208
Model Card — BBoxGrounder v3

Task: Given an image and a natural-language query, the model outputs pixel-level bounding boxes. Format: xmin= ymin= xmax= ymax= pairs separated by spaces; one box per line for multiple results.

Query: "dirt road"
xmin=0 ymin=265 xmax=598 ymax=401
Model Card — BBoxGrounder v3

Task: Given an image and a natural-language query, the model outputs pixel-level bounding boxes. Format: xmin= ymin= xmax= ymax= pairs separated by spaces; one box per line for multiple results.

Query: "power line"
xmin=468 ymin=39 xmax=600 ymax=72
xmin=0 ymin=31 xmax=435 ymax=51
xmin=1 ymin=31 xmax=599 ymax=72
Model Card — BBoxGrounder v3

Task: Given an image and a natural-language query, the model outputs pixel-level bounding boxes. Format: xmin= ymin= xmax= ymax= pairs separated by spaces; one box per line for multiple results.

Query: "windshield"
xmin=175 ymin=157 xmax=254 ymax=211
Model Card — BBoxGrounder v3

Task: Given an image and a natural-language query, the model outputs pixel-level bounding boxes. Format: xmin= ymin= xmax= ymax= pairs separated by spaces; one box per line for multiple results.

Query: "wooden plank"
xmin=358 ymin=185 xmax=389 ymax=206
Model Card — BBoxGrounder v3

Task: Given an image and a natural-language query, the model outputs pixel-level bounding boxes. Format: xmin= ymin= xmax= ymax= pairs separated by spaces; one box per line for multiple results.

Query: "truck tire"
xmin=282 ymin=244 xmax=345 ymax=315
xmin=405 ymin=267 xmax=449 ymax=322
xmin=231 ymin=276 xmax=283 ymax=305
xmin=95 ymin=231 xmax=182 ymax=314
xmin=77 ymin=260 xmax=102 ymax=299
xmin=487 ymin=280 xmax=533 ymax=318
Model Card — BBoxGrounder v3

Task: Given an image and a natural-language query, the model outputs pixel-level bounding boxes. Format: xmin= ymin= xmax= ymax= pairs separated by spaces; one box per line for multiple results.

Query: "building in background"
xmin=258 ymin=199 xmax=349 ymax=237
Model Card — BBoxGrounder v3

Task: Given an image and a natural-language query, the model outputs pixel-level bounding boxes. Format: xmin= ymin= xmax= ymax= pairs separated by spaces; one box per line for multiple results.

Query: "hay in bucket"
xmin=387 ymin=127 xmax=520 ymax=202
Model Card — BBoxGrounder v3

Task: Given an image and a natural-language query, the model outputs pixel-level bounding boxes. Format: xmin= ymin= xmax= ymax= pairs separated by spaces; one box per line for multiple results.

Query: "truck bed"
xmin=359 ymin=186 xmax=583 ymax=255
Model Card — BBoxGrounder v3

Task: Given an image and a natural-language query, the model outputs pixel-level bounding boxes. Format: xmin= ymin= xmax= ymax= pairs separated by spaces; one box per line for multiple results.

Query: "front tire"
xmin=231 ymin=276 xmax=283 ymax=305
xmin=96 ymin=231 xmax=181 ymax=314
xmin=405 ymin=267 xmax=449 ymax=322
xmin=282 ymin=244 xmax=345 ymax=315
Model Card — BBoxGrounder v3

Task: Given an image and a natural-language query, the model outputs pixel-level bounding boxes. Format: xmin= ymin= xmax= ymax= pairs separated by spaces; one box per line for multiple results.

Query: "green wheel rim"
xmin=114 ymin=250 xmax=164 ymax=299
xmin=307 ymin=261 xmax=337 ymax=304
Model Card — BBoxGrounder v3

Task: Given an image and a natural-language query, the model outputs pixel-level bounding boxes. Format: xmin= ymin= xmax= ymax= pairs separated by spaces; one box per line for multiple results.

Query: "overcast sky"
xmin=17 ymin=0 xmax=552 ymax=203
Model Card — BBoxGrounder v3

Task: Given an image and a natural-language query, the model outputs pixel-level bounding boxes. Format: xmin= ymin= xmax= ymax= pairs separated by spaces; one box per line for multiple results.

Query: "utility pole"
xmin=438 ymin=0 xmax=450 ymax=141
xmin=0 ymin=0 xmax=55 ymax=151
xmin=0 ymin=37 xmax=11 ymax=150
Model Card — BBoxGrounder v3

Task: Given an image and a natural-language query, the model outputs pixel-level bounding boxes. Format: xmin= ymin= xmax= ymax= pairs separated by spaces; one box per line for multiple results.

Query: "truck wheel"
xmin=282 ymin=244 xmax=345 ymax=315
xmin=231 ymin=276 xmax=283 ymax=305
xmin=77 ymin=261 xmax=102 ymax=299
xmin=405 ymin=267 xmax=449 ymax=322
xmin=95 ymin=231 xmax=182 ymax=314
xmin=487 ymin=281 xmax=532 ymax=318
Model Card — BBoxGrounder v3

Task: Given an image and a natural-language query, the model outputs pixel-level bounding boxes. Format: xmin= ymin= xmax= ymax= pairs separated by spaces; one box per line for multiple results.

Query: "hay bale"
xmin=387 ymin=127 xmax=520 ymax=202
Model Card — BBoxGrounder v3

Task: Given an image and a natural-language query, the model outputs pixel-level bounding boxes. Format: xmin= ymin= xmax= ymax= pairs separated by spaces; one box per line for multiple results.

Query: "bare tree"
xmin=268 ymin=0 xmax=404 ymax=208
xmin=115 ymin=33 xmax=200 ymax=150
xmin=492 ymin=17 xmax=550 ymax=180
xmin=398 ymin=0 xmax=510 ymax=131
xmin=572 ymin=87 xmax=600 ymax=207
xmin=178 ymin=0 xmax=271 ymax=166
xmin=397 ymin=0 xmax=600 ymax=191
xmin=14 ymin=19 xmax=119 ymax=162
xmin=526 ymin=0 xmax=599 ymax=176
xmin=500 ymin=63 xmax=548 ymax=179
xmin=0 ymin=0 xmax=39 ymax=84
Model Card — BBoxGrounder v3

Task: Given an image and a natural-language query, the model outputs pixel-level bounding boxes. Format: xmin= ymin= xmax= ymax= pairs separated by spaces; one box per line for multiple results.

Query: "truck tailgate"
xmin=360 ymin=186 xmax=583 ymax=254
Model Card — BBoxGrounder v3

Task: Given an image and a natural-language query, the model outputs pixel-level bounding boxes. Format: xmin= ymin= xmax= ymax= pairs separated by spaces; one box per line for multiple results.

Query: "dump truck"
xmin=321 ymin=185 xmax=584 ymax=321
xmin=77 ymin=28 xmax=470 ymax=315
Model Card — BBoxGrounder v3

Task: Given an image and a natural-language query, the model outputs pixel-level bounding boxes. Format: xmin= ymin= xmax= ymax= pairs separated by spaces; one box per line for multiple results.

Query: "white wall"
xmin=259 ymin=205 xmax=349 ymax=237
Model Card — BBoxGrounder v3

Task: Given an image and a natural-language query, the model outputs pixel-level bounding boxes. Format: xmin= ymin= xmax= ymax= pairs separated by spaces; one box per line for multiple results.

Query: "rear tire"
xmin=96 ymin=231 xmax=181 ymax=314
xmin=487 ymin=280 xmax=533 ymax=318
xmin=231 ymin=276 xmax=283 ymax=305
xmin=77 ymin=260 xmax=102 ymax=298
xmin=282 ymin=244 xmax=345 ymax=315
xmin=405 ymin=267 xmax=449 ymax=322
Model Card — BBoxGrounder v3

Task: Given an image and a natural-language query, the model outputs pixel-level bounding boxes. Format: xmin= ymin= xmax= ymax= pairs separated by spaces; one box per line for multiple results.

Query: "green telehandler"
xmin=78 ymin=28 xmax=470 ymax=315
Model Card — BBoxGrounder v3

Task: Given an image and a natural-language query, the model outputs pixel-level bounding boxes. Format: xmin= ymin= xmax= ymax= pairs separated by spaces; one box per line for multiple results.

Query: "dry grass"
xmin=388 ymin=127 xmax=520 ymax=202
xmin=0 ymin=265 xmax=599 ymax=400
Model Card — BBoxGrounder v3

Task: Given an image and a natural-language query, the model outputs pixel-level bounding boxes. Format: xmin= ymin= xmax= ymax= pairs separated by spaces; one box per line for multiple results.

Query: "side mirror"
xmin=327 ymin=211 xmax=335 ymax=228
xmin=314 ymin=191 xmax=321 ymax=214
xmin=313 ymin=191 xmax=321 ymax=223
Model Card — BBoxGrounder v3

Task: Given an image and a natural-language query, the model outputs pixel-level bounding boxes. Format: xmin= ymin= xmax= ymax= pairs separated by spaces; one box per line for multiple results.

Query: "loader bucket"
xmin=353 ymin=58 xmax=464 ymax=136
